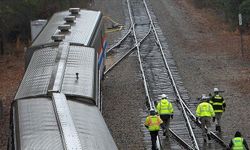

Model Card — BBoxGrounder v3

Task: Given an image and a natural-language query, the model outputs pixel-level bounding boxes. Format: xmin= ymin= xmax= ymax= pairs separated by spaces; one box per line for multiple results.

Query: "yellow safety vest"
xmin=144 ymin=115 xmax=162 ymax=131
xmin=156 ymin=99 xmax=174 ymax=115
xmin=232 ymin=137 xmax=245 ymax=150
xmin=196 ymin=102 xmax=215 ymax=117
xmin=209 ymin=94 xmax=225 ymax=113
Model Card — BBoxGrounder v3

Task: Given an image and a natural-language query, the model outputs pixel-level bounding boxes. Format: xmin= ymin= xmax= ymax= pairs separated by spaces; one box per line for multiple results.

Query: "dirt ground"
xmin=1 ymin=0 xmax=250 ymax=149
xmin=150 ymin=0 xmax=250 ymax=144
xmin=0 ymin=54 xmax=24 ymax=149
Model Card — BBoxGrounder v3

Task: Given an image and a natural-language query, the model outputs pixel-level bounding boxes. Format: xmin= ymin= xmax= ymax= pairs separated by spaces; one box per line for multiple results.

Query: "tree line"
xmin=0 ymin=0 xmax=90 ymax=55
xmin=1 ymin=0 xmax=250 ymax=55
xmin=193 ymin=0 xmax=250 ymax=28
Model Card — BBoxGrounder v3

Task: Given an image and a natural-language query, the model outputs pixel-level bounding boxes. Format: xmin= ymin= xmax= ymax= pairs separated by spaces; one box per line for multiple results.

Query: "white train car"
xmin=8 ymin=8 xmax=117 ymax=150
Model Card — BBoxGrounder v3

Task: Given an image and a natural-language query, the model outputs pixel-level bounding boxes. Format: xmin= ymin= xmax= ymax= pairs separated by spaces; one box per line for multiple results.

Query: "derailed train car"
xmin=8 ymin=8 xmax=117 ymax=150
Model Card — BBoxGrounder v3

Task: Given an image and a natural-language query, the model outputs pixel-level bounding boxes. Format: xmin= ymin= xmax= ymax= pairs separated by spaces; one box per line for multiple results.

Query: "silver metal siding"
xmin=32 ymin=12 xmax=68 ymax=46
xmin=15 ymin=47 xmax=57 ymax=99
xmin=52 ymin=93 xmax=82 ymax=150
xmin=62 ymin=46 xmax=97 ymax=99
xmin=67 ymin=11 xmax=101 ymax=45
xmin=30 ymin=20 xmax=47 ymax=41
xmin=32 ymin=10 xmax=101 ymax=46
xmin=48 ymin=42 xmax=70 ymax=93
xmin=16 ymin=98 xmax=63 ymax=150
xmin=68 ymin=100 xmax=118 ymax=150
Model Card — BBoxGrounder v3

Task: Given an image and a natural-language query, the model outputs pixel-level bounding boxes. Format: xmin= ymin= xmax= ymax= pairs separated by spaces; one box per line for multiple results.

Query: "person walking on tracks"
xmin=196 ymin=94 xmax=215 ymax=142
xmin=228 ymin=131 xmax=249 ymax=150
xmin=209 ymin=87 xmax=226 ymax=132
xmin=156 ymin=94 xmax=174 ymax=137
xmin=145 ymin=109 xmax=163 ymax=150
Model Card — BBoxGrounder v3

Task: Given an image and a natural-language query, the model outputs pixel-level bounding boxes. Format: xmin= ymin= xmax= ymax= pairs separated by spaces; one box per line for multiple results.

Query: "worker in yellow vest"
xmin=228 ymin=131 xmax=249 ymax=150
xmin=196 ymin=94 xmax=215 ymax=143
xmin=145 ymin=109 xmax=163 ymax=150
xmin=209 ymin=88 xmax=226 ymax=132
xmin=156 ymin=94 xmax=174 ymax=137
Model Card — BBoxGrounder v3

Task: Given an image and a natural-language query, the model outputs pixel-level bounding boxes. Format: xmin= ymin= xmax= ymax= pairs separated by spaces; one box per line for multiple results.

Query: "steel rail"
xmin=106 ymin=26 xmax=132 ymax=54
xmin=175 ymin=98 xmax=227 ymax=147
xmin=124 ymin=0 xmax=212 ymax=149
xmin=127 ymin=0 xmax=163 ymax=149
xmin=125 ymin=0 xmax=200 ymax=149
xmin=104 ymin=28 xmax=151 ymax=75
xmin=142 ymin=0 xmax=227 ymax=148
xmin=126 ymin=0 xmax=153 ymax=110
xmin=142 ymin=0 xmax=200 ymax=149
xmin=105 ymin=4 xmax=197 ymax=149
xmin=169 ymin=128 xmax=195 ymax=150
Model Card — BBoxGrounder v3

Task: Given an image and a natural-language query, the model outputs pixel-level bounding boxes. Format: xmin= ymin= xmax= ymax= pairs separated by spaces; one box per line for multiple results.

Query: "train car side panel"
xmin=9 ymin=8 xmax=117 ymax=150
xmin=32 ymin=10 xmax=102 ymax=47
xmin=14 ymin=98 xmax=64 ymax=149
xmin=68 ymin=100 xmax=118 ymax=150
xmin=61 ymin=45 xmax=97 ymax=100
xmin=15 ymin=45 xmax=58 ymax=99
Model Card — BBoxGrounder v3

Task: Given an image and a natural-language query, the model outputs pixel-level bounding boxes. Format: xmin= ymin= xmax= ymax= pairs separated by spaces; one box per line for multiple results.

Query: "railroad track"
xmin=105 ymin=0 xmax=228 ymax=149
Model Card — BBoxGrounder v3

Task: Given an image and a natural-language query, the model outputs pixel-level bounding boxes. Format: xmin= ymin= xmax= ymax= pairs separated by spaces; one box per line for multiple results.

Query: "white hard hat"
xmin=160 ymin=94 xmax=167 ymax=99
xmin=201 ymin=94 xmax=208 ymax=100
xmin=214 ymin=88 xmax=219 ymax=92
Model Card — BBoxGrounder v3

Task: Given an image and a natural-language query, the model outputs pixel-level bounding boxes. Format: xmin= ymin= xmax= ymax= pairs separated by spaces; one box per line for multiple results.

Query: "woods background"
xmin=0 ymin=0 xmax=91 ymax=55
xmin=1 ymin=0 xmax=250 ymax=55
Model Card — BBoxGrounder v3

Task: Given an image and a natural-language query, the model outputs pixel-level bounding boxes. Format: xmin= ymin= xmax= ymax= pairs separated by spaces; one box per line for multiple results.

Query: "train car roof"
xmin=13 ymin=97 xmax=117 ymax=149
xmin=32 ymin=9 xmax=102 ymax=46
xmin=15 ymin=43 xmax=97 ymax=100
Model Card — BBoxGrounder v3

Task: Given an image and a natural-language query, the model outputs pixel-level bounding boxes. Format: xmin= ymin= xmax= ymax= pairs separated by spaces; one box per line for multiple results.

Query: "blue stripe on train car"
xmin=98 ymin=40 xmax=107 ymax=67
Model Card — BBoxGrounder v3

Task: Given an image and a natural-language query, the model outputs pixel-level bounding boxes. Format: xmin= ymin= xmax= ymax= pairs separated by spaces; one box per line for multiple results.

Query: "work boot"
xmin=216 ymin=125 xmax=219 ymax=131
xmin=203 ymin=138 xmax=207 ymax=143
xmin=165 ymin=133 xmax=169 ymax=138
xmin=216 ymin=125 xmax=221 ymax=132
xmin=218 ymin=126 xmax=221 ymax=132
xmin=207 ymin=133 xmax=211 ymax=140
xmin=152 ymin=145 xmax=157 ymax=150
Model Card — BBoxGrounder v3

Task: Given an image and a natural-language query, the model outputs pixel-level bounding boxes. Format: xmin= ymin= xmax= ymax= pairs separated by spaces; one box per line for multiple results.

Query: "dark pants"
xmin=150 ymin=131 xmax=159 ymax=150
xmin=200 ymin=117 xmax=211 ymax=140
xmin=160 ymin=114 xmax=171 ymax=135
xmin=215 ymin=112 xmax=222 ymax=126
